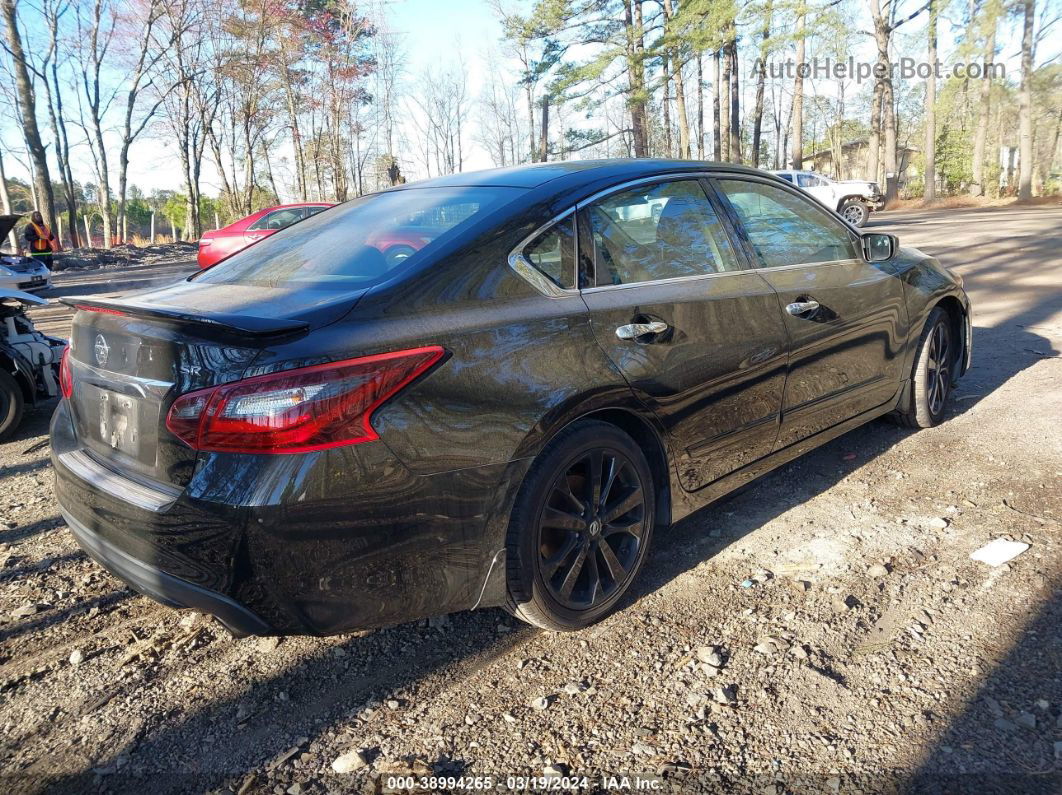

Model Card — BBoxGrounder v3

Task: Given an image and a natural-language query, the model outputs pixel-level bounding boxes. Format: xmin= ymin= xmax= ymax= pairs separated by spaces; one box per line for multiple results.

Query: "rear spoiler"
xmin=61 ymin=297 xmax=310 ymax=340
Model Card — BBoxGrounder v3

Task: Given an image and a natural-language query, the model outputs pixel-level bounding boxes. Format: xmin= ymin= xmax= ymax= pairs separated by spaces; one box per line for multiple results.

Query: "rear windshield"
xmin=194 ymin=186 xmax=523 ymax=289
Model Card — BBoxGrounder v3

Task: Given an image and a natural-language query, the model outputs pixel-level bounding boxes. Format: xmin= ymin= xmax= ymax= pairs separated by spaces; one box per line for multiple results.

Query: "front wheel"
xmin=840 ymin=199 xmax=870 ymax=227
xmin=893 ymin=307 xmax=955 ymax=428
xmin=505 ymin=421 xmax=654 ymax=631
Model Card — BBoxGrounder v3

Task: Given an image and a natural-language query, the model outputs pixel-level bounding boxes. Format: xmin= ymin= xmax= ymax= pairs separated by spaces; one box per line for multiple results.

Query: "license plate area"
xmin=77 ymin=383 xmax=160 ymax=467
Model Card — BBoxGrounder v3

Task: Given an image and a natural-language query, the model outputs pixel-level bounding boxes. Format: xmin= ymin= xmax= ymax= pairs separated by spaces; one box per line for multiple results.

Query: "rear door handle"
xmin=615 ymin=321 xmax=668 ymax=340
xmin=786 ymin=300 xmax=820 ymax=317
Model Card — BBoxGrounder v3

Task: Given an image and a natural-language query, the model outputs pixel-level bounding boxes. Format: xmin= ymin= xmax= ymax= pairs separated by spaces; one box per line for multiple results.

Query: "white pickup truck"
xmin=771 ymin=170 xmax=884 ymax=227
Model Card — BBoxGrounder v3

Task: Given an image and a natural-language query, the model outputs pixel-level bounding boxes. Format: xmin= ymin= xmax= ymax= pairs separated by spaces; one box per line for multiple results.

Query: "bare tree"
xmin=75 ymin=0 xmax=119 ymax=248
xmin=1 ymin=0 xmax=56 ymax=226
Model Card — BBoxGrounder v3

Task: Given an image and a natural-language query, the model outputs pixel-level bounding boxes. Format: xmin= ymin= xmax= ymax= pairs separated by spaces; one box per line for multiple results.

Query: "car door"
xmin=579 ymin=177 xmax=789 ymax=491
xmin=711 ymin=176 xmax=907 ymax=449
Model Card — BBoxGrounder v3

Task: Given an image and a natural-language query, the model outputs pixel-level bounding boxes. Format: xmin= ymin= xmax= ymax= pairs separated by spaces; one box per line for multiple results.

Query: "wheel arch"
xmin=835 ymin=194 xmax=868 ymax=212
xmin=573 ymin=407 xmax=673 ymax=530
xmin=932 ymin=294 xmax=970 ymax=378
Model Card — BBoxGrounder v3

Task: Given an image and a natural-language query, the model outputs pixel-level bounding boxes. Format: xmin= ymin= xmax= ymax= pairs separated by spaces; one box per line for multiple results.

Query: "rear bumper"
xmin=50 ymin=398 xmax=515 ymax=635
xmin=63 ymin=508 xmax=270 ymax=637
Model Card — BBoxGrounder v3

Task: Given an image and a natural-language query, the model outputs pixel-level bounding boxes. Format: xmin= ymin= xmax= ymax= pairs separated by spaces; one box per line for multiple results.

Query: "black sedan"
xmin=51 ymin=160 xmax=971 ymax=635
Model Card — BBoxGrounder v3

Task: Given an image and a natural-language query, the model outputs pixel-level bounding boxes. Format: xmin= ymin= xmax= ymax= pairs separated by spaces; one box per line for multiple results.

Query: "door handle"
xmin=786 ymin=300 xmax=820 ymax=317
xmin=615 ymin=321 xmax=668 ymax=340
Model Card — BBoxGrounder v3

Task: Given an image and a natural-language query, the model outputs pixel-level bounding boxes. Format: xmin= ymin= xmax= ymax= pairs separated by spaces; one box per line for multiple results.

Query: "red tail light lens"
xmin=59 ymin=347 xmax=73 ymax=399
xmin=165 ymin=346 xmax=445 ymax=454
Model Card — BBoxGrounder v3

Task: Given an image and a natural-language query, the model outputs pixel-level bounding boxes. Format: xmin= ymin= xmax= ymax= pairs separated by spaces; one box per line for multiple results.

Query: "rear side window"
xmin=248 ymin=208 xmax=305 ymax=231
xmin=586 ymin=179 xmax=741 ymax=286
xmin=716 ymin=179 xmax=858 ymax=268
xmin=522 ymin=216 xmax=575 ymax=289
xmin=777 ymin=173 xmax=794 ymax=183
xmin=195 ymin=186 xmax=523 ymax=289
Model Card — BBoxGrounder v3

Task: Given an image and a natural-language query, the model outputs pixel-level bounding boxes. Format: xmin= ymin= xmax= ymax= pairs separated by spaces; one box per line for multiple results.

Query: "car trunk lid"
xmin=63 ymin=281 xmax=366 ymax=488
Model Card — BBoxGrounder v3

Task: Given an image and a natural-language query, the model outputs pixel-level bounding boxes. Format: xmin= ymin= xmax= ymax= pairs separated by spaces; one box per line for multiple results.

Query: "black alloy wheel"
xmin=925 ymin=319 xmax=952 ymax=417
xmin=506 ymin=421 xmax=654 ymax=631
xmin=537 ymin=448 xmax=646 ymax=610
xmin=894 ymin=306 xmax=956 ymax=428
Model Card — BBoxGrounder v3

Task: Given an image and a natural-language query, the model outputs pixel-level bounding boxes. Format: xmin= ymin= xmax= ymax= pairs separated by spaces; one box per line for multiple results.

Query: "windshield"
xmin=194 ymin=186 xmax=523 ymax=289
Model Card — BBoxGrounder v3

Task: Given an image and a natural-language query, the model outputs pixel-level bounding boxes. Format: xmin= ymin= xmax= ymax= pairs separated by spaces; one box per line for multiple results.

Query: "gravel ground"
xmin=0 ymin=207 xmax=1060 ymax=794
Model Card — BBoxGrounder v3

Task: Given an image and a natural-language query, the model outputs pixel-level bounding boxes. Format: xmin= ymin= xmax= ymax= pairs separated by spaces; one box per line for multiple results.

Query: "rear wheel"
xmin=506 ymin=421 xmax=654 ymax=631
xmin=840 ymin=199 xmax=869 ymax=227
xmin=0 ymin=370 xmax=25 ymax=442
xmin=894 ymin=307 xmax=955 ymax=428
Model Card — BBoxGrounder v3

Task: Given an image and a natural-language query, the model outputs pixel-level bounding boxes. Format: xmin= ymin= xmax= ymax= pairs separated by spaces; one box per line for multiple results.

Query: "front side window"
xmin=522 ymin=216 xmax=575 ymax=289
xmin=196 ymin=186 xmax=522 ymax=289
xmin=586 ymin=179 xmax=741 ymax=286
xmin=716 ymin=179 xmax=858 ymax=268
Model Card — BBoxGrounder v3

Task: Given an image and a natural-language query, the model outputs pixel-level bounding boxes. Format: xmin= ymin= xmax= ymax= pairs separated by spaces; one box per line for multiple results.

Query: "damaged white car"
xmin=0 ymin=214 xmax=52 ymax=293
xmin=1 ymin=288 xmax=66 ymax=440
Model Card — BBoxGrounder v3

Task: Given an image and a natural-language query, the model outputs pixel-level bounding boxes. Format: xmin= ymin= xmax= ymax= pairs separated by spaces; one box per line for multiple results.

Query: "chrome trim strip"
xmin=574 ymin=171 xmax=714 ymax=210
xmin=506 ymin=206 xmax=580 ymax=299
xmin=58 ymin=449 xmax=179 ymax=512
xmin=72 ymin=358 xmax=173 ymax=399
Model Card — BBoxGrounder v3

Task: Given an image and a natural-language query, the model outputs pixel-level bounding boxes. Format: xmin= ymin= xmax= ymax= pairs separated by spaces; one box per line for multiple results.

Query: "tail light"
xmin=165 ymin=346 xmax=445 ymax=454
xmin=59 ymin=347 xmax=73 ymax=398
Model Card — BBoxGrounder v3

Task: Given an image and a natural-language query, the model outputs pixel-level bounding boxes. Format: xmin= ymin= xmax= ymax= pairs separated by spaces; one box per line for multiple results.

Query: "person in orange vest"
xmin=23 ymin=211 xmax=56 ymax=268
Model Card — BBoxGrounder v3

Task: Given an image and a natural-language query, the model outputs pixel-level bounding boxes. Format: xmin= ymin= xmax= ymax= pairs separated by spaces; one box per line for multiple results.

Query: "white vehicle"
xmin=1 ymin=288 xmax=66 ymax=439
xmin=770 ymin=170 xmax=884 ymax=228
xmin=0 ymin=215 xmax=52 ymax=293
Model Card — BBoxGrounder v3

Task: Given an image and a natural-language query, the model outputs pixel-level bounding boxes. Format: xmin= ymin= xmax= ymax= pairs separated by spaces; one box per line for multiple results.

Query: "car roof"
xmin=388 ymin=159 xmax=772 ymax=192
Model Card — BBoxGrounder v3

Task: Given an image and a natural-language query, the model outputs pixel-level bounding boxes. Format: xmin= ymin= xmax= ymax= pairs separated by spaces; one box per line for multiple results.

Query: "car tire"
xmin=505 ymin=420 xmax=655 ymax=632
xmin=893 ymin=307 xmax=955 ymax=429
xmin=0 ymin=369 xmax=25 ymax=442
xmin=840 ymin=199 xmax=869 ymax=227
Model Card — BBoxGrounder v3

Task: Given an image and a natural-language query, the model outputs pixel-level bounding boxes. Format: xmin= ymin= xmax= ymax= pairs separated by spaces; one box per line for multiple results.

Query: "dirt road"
xmin=1 ymin=206 xmax=1059 ymax=793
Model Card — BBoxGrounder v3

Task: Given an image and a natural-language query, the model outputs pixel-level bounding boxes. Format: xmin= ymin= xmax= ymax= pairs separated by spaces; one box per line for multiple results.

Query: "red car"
xmin=197 ymin=203 xmax=333 ymax=268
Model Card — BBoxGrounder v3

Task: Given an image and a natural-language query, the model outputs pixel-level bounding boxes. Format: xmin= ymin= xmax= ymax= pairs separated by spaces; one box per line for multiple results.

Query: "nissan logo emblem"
xmin=94 ymin=334 xmax=110 ymax=367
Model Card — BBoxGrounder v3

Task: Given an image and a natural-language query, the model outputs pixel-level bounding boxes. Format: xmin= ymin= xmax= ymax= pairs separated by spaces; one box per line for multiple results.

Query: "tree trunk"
xmin=2 ymin=0 xmax=56 ymax=226
xmin=923 ymin=0 xmax=937 ymax=200
xmin=662 ymin=0 xmax=690 ymax=158
xmin=751 ymin=0 xmax=772 ymax=168
xmin=624 ymin=0 xmax=649 ymax=157
xmin=868 ymin=81 xmax=882 ymax=183
xmin=970 ymin=26 xmax=997 ymax=196
xmin=790 ymin=6 xmax=806 ymax=169
xmin=1017 ymin=0 xmax=1035 ymax=201
xmin=720 ymin=48 xmax=731 ymax=161
xmin=662 ymin=50 xmax=672 ymax=156
xmin=539 ymin=98 xmax=549 ymax=162
xmin=728 ymin=38 xmax=740 ymax=163
xmin=696 ymin=53 xmax=705 ymax=159
xmin=712 ymin=50 xmax=721 ymax=159
xmin=0 ymin=147 xmax=18 ymax=252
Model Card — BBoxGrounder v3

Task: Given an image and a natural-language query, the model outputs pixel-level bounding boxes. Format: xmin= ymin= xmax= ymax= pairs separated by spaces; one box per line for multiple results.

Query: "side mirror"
xmin=862 ymin=232 xmax=898 ymax=262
